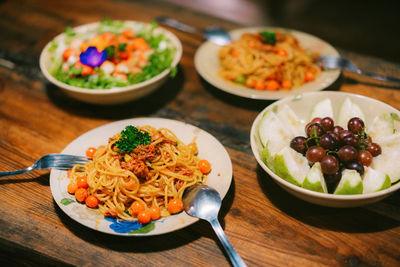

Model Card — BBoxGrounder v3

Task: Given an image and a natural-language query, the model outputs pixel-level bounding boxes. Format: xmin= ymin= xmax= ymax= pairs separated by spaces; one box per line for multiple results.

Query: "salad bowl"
xmin=40 ymin=20 xmax=182 ymax=105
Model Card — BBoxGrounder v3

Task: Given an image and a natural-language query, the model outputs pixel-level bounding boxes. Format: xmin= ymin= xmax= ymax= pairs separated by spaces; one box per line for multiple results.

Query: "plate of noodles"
xmin=194 ymin=27 xmax=340 ymax=100
xmin=50 ymin=117 xmax=232 ymax=236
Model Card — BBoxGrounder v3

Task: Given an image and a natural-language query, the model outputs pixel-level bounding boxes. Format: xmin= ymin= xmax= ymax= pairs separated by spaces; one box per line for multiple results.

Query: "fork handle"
xmin=356 ymin=70 xmax=400 ymax=84
xmin=0 ymin=167 xmax=32 ymax=177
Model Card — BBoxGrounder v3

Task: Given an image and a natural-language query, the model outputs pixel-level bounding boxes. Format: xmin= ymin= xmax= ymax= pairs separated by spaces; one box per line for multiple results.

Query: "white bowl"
xmin=40 ymin=21 xmax=182 ymax=105
xmin=250 ymin=91 xmax=400 ymax=207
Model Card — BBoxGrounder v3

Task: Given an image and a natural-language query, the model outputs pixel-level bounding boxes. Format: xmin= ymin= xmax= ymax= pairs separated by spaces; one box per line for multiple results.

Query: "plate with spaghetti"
xmin=50 ymin=117 xmax=232 ymax=236
xmin=194 ymin=27 xmax=340 ymax=100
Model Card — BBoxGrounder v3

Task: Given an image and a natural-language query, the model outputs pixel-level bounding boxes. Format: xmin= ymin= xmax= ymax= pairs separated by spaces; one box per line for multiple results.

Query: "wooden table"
xmin=0 ymin=0 xmax=399 ymax=266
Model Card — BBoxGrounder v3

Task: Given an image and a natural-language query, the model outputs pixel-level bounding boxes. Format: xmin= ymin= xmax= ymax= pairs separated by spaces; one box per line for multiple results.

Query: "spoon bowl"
xmin=183 ymin=185 xmax=246 ymax=267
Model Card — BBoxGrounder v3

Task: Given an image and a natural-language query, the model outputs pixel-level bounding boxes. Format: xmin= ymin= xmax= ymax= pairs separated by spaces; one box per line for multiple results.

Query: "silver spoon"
xmin=155 ymin=16 xmax=232 ymax=46
xmin=183 ymin=185 xmax=246 ymax=267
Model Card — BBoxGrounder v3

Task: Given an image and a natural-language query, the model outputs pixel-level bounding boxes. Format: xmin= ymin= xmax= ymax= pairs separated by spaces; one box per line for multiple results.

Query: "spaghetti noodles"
xmin=68 ymin=125 xmax=209 ymax=222
xmin=218 ymin=30 xmax=321 ymax=91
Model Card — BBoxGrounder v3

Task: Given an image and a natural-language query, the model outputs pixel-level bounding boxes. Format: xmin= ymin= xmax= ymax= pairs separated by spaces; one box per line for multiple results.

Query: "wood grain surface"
xmin=0 ymin=0 xmax=399 ymax=266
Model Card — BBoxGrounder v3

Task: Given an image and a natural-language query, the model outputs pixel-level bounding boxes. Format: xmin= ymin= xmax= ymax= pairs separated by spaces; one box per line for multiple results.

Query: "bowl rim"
xmin=39 ymin=20 xmax=183 ymax=95
xmin=250 ymin=91 xmax=400 ymax=201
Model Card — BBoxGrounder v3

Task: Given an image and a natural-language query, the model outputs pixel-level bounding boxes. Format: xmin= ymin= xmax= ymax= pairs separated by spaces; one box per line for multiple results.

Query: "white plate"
xmin=250 ymin=91 xmax=400 ymax=207
xmin=50 ymin=118 xmax=232 ymax=235
xmin=195 ymin=27 xmax=340 ymax=100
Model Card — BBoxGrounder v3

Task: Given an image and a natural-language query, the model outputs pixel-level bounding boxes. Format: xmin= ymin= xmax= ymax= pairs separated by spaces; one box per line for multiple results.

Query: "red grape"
xmin=320 ymin=155 xmax=339 ymax=174
xmin=321 ymin=117 xmax=334 ymax=132
xmin=358 ymin=150 xmax=373 ymax=166
xmin=339 ymin=130 xmax=352 ymax=141
xmin=367 ymin=143 xmax=382 ymax=157
xmin=348 ymin=117 xmax=365 ymax=134
xmin=311 ymin=117 xmax=322 ymax=124
xmin=343 ymin=134 xmax=360 ymax=148
xmin=306 ymin=146 xmax=326 ymax=163
xmin=306 ymin=123 xmax=324 ymax=137
xmin=333 ymin=125 xmax=344 ymax=135
xmin=338 ymin=145 xmax=358 ymax=162
xmin=346 ymin=161 xmax=364 ymax=175
xmin=319 ymin=133 xmax=336 ymax=150
xmin=290 ymin=136 xmax=307 ymax=154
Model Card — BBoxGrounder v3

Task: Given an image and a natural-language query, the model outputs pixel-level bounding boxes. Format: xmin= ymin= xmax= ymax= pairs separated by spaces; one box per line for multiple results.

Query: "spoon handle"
xmin=155 ymin=16 xmax=199 ymax=34
xmin=209 ymin=218 xmax=247 ymax=267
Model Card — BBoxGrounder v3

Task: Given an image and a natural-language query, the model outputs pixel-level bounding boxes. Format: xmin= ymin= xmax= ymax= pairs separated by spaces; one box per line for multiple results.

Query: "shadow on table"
xmin=54 ymin=175 xmax=237 ymax=253
xmin=45 ymin=65 xmax=185 ymax=120
xmin=256 ymin=165 xmax=400 ymax=233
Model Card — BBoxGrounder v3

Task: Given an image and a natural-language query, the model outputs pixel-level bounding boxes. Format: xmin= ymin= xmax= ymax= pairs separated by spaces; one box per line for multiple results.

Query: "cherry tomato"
xmin=137 ymin=210 xmax=152 ymax=224
xmin=85 ymin=195 xmax=99 ymax=208
xmin=75 ymin=188 xmax=88 ymax=203
xmin=129 ymin=200 xmax=146 ymax=216
xmin=86 ymin=147 xmax=96 ymax=158
xmin=281 ymin=80 xmax=292 ymax=89
xmin=124 ymin=179 xmax=137 ymax=190
xmin=305 ymin=70 xmax=315 ymax=82
xmin=81 ymin=65 xmax=93 ymax=76
xmin=67 ymin=183 xmax=77 ymax=194
xmin=265 ymin=80 xmax=280 ymax=91
xmin=168 ymin=198 xmax=183 ymax=214
xmin=254 ymin=80 xmax=265 ymax=90
xmin=149 ymin=206 xmax=161 ymax=220
xmin=76 ymin=176 xmax=88 ymax=189
xmin=276 ymin=49 xmax=287 ymax=57
xmin=198 ymin=160 xmax=211 ymax=174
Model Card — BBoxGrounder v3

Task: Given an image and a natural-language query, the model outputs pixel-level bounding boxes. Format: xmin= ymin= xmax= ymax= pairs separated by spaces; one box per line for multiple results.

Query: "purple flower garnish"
xmin=79 ymin=46 xmax=107 ymax=67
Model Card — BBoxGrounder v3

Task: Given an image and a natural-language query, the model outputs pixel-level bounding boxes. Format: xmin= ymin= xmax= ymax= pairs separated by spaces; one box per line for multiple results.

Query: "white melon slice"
xmin=370 ymin=148 xmax=400 ymax=184
xmin=273 ymin=146 xmax=310 ymax=186
xmin=302 ymin=162 xmax=328 ymax=193
xmin=362 ymin=167 xmax=391 ymax=194
xmin=310 ymin=98 xmax=334 ymax=120
xmin=276 ymin=104 xmax=305 ymax=136
xmin=375 ymin=133 xmax=400 ymax=150
xmin=334 ymin=169 xmax=363 ymax=195
xmin=337 ymin=97 xmax=365 ymax=128
xmin=258 ymin=109 xmax=293 ymax=157
xmin=367 ymin=113 xmax=396 ymax=141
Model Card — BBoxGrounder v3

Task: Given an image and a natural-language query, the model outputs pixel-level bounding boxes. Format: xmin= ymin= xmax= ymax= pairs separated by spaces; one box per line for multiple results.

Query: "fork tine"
xmin=48 ymin=154 xmax=89 ymax=160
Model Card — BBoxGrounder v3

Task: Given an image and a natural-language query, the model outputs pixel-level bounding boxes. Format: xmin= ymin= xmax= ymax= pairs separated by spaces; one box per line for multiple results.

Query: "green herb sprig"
xmin=115 ymin=126 xmax=151 ymax=153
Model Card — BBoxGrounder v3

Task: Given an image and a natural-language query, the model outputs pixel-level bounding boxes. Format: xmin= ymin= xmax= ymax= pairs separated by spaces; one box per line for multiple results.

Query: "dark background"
xmin=164 ymin=0 xmax=400 ymax=64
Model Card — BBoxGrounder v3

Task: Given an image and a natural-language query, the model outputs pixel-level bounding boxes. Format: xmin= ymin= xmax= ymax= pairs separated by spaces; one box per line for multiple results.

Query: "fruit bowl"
xmin=250 ymin=91 xmax=400 ymax=207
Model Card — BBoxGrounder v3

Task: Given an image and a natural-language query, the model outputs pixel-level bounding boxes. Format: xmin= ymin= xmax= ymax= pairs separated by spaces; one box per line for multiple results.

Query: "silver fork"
xmin=0 ymin=154 xmax=89 ymax=177
xmin=317 ymin=55 xmax=400 ymax=84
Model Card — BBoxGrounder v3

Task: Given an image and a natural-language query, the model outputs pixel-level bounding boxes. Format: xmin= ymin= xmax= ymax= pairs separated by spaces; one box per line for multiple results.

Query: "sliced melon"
xmin=367 ymin=113 xmax=396 ymax=141
xmin=371 ymin=149 xmax=400 ymax=184
xmin=261 ymin=141 xmax=274 ymax=171
xmin=375 ymin=133 xmax=400 ymax=150
xmin=362 ymin=167 xmax=391 ymax=194
xmin=276 ymin=104 xmax=305 ymax=136
xmin=310 ymin=98 xmax=334 ymax=120
xmin=258 ymin=109 xmax=293 ymax=155
xmin=337 ymin=97 xmax=365 ymax=128
xmin=302 ymin=162 xmax=328 ymax=193
xmin=273 ymin=146 xmax=310 ymax=186
xmin=334 ymin=169 xmax=363 ymax=195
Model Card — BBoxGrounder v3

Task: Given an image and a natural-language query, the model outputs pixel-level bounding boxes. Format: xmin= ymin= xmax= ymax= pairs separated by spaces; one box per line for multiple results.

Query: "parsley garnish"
xmin=115 ymin=126 xmax=151 ymax=153
xmin=259 ymin=31 xmax=276 ymax=45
